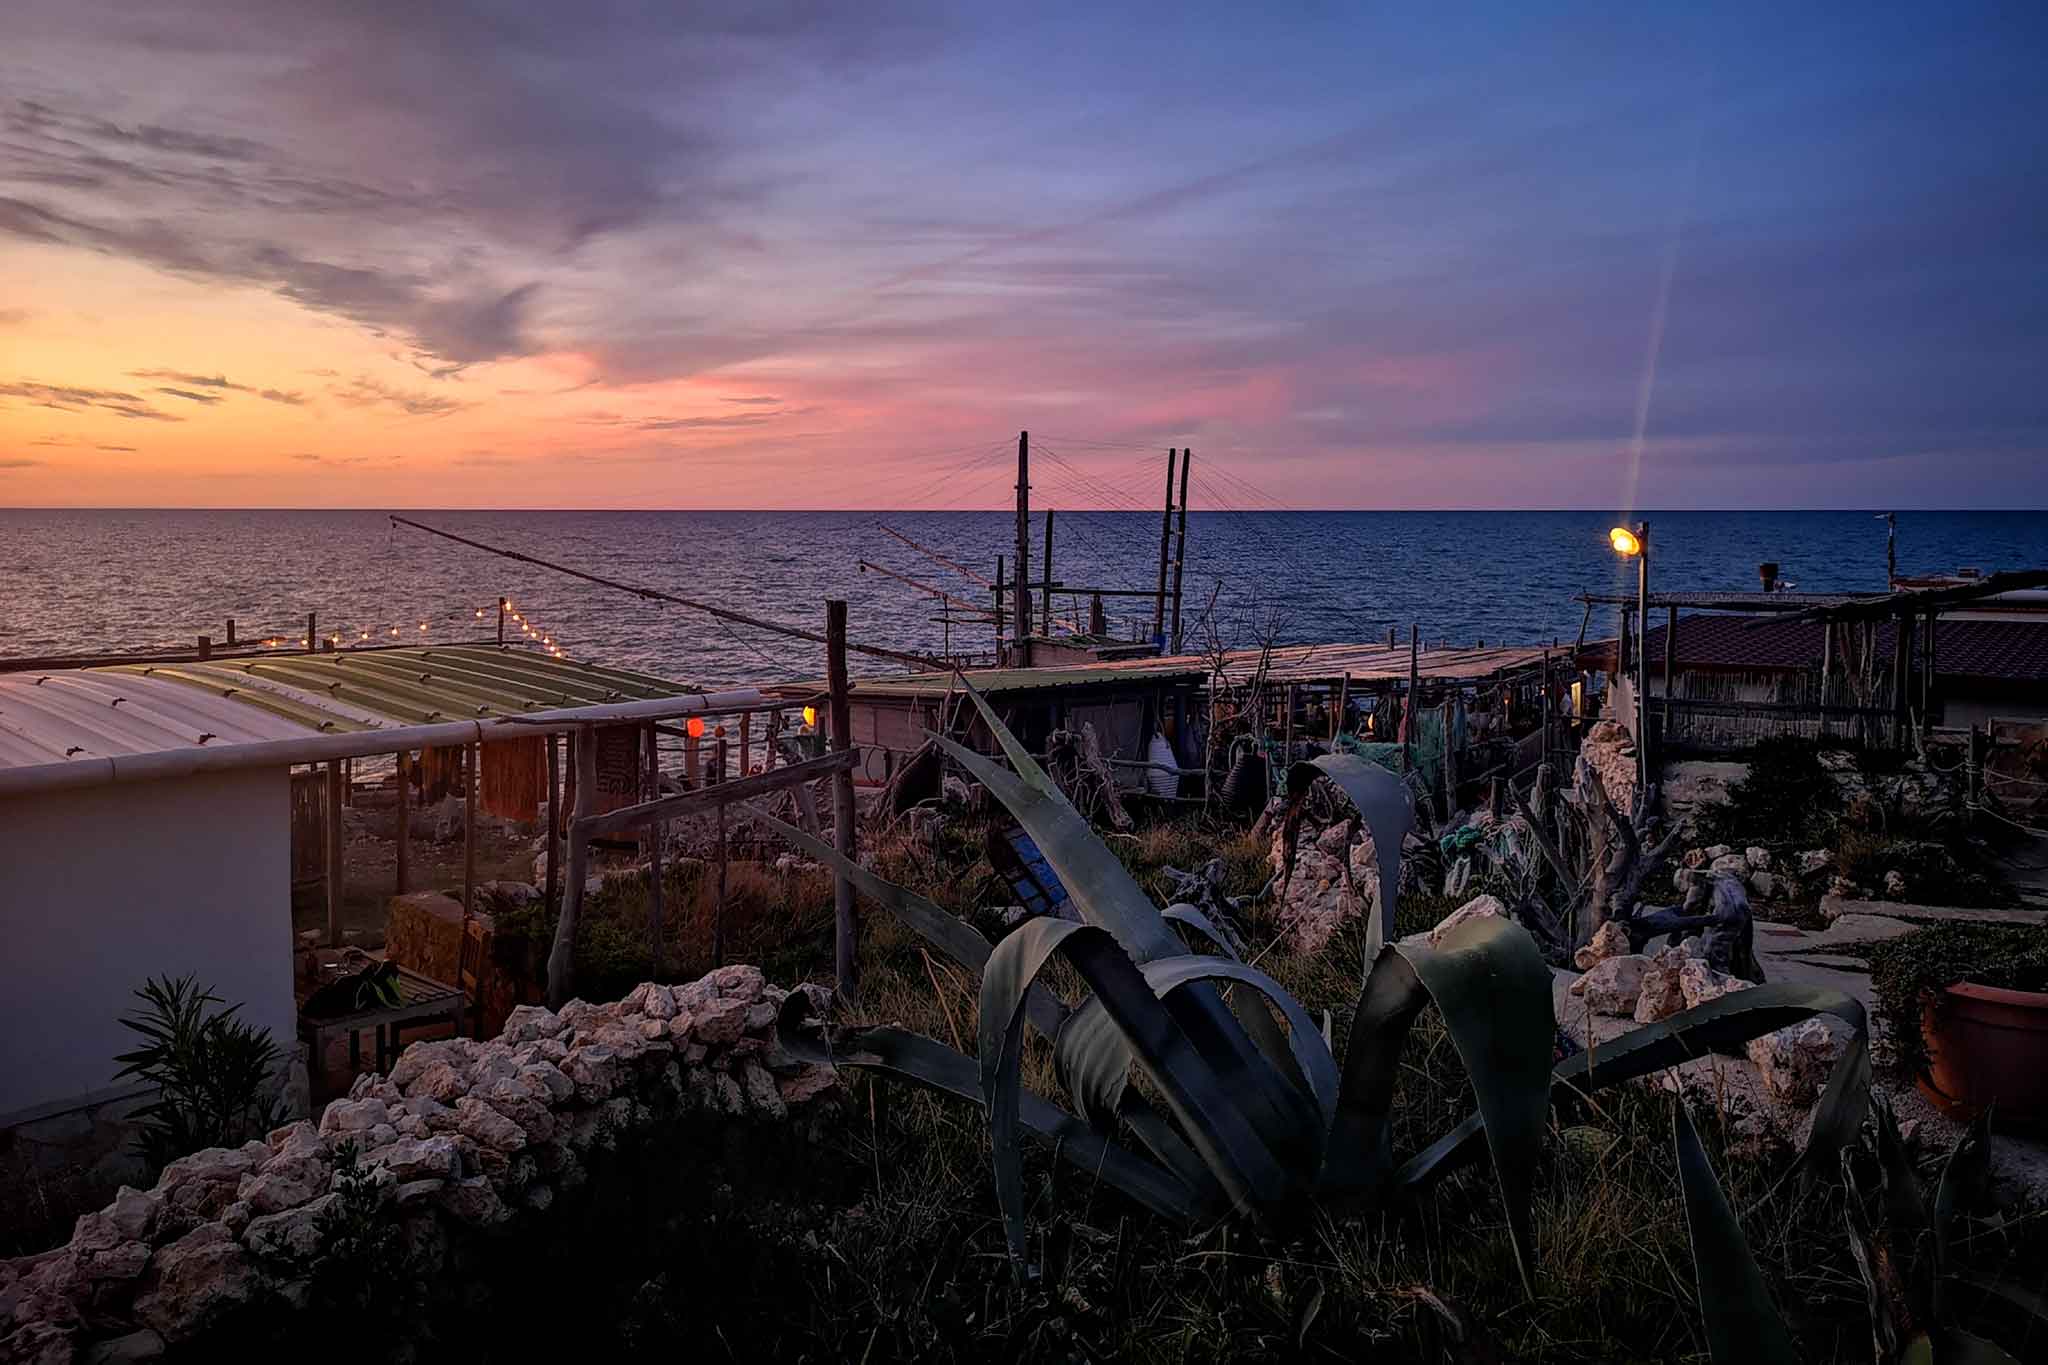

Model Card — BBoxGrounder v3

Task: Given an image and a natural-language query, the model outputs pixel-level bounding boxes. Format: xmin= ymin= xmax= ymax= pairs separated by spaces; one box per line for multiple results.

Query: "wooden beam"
xmin=325 ymin=760 xmax=344 ymax=946
xmin=395 ymin=749 xmax=410 ymax=895
xmin=573 ymin=745 xmax=859 ymax=839
xmin=645 ymin=721 xmax=664 ymax=979
xmin=828 ymin=599 xmax=859 ymax=1000
xmin=713 ymin=737 xmax=729 ymax=966
xmin=547 ymin=724 xmax=597 ymax=1007
xmin=462 ymin=742 xmax=477 ymax=915
xmin=544 ymin=733 xmax=560 ymax=930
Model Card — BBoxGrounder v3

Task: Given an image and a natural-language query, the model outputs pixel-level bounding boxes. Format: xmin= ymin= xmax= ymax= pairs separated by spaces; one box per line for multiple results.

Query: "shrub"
xmin=1868 ymin=922 xmax=2048 ymax=1076
xmin=1694 ymin=737 xmax=1838 ymax=849
xmin=112 ymin=975 xmax=282 ymax=1172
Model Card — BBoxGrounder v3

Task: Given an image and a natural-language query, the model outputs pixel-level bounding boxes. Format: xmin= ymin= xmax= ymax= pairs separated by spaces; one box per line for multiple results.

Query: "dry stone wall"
xmin=0 ymin=965 xmax=843 ymax=1364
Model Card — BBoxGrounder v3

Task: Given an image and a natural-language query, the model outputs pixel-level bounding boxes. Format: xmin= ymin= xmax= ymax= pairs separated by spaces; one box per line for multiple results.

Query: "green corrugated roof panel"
xmin=102 ymin=645 xmax=702 ymax=734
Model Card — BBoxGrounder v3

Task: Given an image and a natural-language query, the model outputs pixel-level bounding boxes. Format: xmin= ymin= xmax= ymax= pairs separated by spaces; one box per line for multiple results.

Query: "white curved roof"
xmin=0 ymin=670 xmax=308 ymax=769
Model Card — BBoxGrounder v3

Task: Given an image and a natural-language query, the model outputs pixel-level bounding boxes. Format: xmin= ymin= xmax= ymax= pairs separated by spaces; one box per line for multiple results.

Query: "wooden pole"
xmin=547 ymin=725 xmax=596 ymax=1006
xmin=462 ymin=742 xmax=477 ymax=915
xmin=225 ymin=618 xmax=236 ymax=647
xmin=646 ymin=722 xmax=664 ymax=979
xmin=497 ymin=596 xmax=507 ymax=646
xmin=544 ymin=734 xmax=560 ymax=926
xmin=1403 ymin=624 xmax=1419 ymax=773
xmin=765 ymin=709 xmax=781 ymax=770
xmin=1441 ymin=698 xmax=1456 ymax=818
xmin=1169 ymin=448 xmax=1191 ymax=650
xmin=306 ymin=611 xmax=316 ymax=654
xmin=993 ymin=555 xmax=1006 ymax=657
xmin=198 ymin=634 xmax=212 ymax=660
xmin=739 ymin=710 xmax=752 ymax=776
xmin=714 ymin=737 xmax=729 ymax=967
xmin=1283 ymin=684 xmax=1295 ymax=767
xmin=395 ymin=749 xmax=411 ymax=895
xmin=1329 ymin=671 xmax=1350 ymax=745
xmin=1040 ymin=507 xmax=1055 ymax=638
xmin=1013 ymin=431 xmax=1032 ymax=645
xmin=325 ymin=760 xmax=344 ymax=946
xmin=827 ymin=600 xmax=858 ymax=1000
xmin=1152 ymin=449 xmax=1176 ymax=641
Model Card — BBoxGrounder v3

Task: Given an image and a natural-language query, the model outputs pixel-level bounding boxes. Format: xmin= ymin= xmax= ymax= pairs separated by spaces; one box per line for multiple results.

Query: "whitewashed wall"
xmin=0 ymin=767 xmax=295 ymax=1122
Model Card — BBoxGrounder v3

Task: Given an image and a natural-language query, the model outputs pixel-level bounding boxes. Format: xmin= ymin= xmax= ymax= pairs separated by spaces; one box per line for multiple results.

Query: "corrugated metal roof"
xmin=0 ymin=645 xmax=707 ymax=772
xmin=786 ymin=639 xmax=1554 ymax=701
xmin=1579 ymin=616 xmax=2048 ymax=683
xmin=0 ymin=670 xmax=309 ymax=768
xmin=107 ymin=645 xmax=695 ymax=728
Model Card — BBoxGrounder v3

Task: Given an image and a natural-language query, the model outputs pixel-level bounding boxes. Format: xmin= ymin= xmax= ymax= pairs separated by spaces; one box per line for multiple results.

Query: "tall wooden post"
xmin=1040 ymin=507 xmax=1054 ymax=636
xmin=544 ymin=734 xmax=560 ymax=924
xmin=548 ymin=725 xmax=597 ymax=1006
xmin=1152 ymin=449 xmax=1177 ymax=641
xmin=395 ymin=749 xmax=411 ymax=895
xmin=462 ymin=742 xmax=477 ymax=914
xmin=993 ymin=556 xmax=1006 ymax=657
xmin=325 ymin=760 xmax=344 ymax=945
xmin=645 ymin=722 xmax=664 ymax=979
xmin=739 ymin=711 xmax=752 ymax=777
xmin=497 ymin=597 xmax=507 ymax=645
xmin=1402 ymin=624 xmax=1420 ymax=773
xmin=713 ymin=737 xmax=730 ymax=967
xmin=827 ymin=600 xmax=858 ymax=1000
xmin=307 ymin=611 xmax=316 ymax=654
xmin=1329 ymin=671 xmax=1350 ymax=744
xmin=1013 ymin=431 xmax=1032 ymax=644
xmin=225 ymin=618 xmax=236 ymax=647
xmin=1169 ymin=448 xmax=1191 ymax=650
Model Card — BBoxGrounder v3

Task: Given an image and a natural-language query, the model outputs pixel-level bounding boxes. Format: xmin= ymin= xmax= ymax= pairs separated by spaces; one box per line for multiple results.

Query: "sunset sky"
xmin=2 ymin=2 xmax=2042 ymax=509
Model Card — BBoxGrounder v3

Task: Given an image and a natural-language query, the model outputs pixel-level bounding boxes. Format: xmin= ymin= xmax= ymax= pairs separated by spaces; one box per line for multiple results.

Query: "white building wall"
xmin=0 ymin=766 xmax=294 ymax=1121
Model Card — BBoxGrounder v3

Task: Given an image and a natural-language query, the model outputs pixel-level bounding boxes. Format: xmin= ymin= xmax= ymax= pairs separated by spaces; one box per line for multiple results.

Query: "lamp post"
xmin=1608 ymin=522 xmax=1650 ymax=793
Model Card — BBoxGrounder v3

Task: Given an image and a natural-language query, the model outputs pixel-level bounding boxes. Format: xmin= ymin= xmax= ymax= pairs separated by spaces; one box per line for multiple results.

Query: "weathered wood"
xmin=395 ymin=749 xmax=411 ymax=895
xmin=1402 ymin=624 xmax=1419 ymax=773
xmin=714 ymin=738 xmax=729 ymax=967
xmin=544 ymin=733 xmax=560 ymax=927
xmin=325 ymin=760 xmax=344 ymax=946
xmin=739 ymin=711 xmax=752 ymax=777
xmin=1040 ymin=507 xmax=1054 ymax=637
xmin=645 ymin=721 xmax=664 ymax=979
xmin=1013 ymin=431 xmax=1032 ymax=644
xmin=574 ymin=748 xmax=857 ymax=838
xmin=547 ymin=725 xmax=597 ymax=1007
xmin=1152 ymin=448 xmax=1176 ymax=640
xmin=1169 ymin=447 xmax=1190 ymax=649
xmin=828 ymin=600 xmax=859 ymax=1000
xmin=462 ymin=742 xmax=477 ymax=915
xmin=1329 ymin=670 xmax=1350 ymax=743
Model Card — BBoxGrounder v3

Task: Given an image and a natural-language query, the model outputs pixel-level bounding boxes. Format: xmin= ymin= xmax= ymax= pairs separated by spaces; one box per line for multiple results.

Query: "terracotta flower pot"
xmin=1918 ymin=980 xmax=2048 ymax=1132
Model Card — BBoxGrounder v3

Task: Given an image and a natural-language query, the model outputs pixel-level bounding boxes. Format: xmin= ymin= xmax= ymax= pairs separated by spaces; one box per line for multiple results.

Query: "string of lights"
xmin=250 ymin=597 xmax=568 ymax=658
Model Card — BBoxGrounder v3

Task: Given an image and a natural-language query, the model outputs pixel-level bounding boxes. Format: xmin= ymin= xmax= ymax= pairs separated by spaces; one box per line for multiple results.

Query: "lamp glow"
xmin=802 ymin=705 xmax=817 ymax=727
xmin=687 ymin=716 xmax=705 ymax=738
xmin=1608 ymin=526 xmax=1643 ymax=557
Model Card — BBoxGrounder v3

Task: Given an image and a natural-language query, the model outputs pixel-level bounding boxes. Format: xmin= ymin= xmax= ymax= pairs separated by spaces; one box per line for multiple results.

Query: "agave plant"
xmin=766 ymin=681 xmax=1875 ymax=1310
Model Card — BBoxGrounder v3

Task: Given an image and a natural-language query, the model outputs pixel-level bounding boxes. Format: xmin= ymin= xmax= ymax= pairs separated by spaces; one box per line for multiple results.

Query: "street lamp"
xmin=1608 ymin=521 xmax=1650 ymax=793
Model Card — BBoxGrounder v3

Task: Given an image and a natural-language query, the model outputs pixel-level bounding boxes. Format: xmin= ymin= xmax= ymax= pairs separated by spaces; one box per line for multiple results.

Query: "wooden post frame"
xmin=395 ymin=749 xmax=411 ymax=896
xmin=325 ymin=760 xmax=344 ymax=946
xmin=826 ymin=600 xmax=859 ymax=1001
xmin=547 ymin=723 xmax=599 ymax=1007
xmin=462 ymin=742 xmax=477 ymax=915
xmin=645 ymin=721 xmax=665 ymax=979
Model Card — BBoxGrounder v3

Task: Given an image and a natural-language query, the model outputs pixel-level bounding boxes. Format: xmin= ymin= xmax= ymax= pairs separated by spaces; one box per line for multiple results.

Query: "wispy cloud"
xmin=155 ymin=385 xmax=225 ymax=404
xmin=0 ymin=458 xmax=44 ymax=469
xmin=0 ymin=379 xmax=179 ymax=421
xmin=328 ymin=375 xmax=468 ymax=417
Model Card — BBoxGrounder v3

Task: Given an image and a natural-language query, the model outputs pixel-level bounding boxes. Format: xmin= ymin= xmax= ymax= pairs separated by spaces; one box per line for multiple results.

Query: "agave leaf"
xmin=1307 ymin=754 xmax=1414 ymax=961
xmin=1164 ymin=903 xmax=1301 ymax=1086
xmin=981 ymin=918 xmax=1295 ymax=1266
xmin=1115 ymin=1091 xmax=1227 ymax=1211
xmin=1933 ymin=1108 xmax=1991 ymax=1279
xmin=1949 ymin=1270 xmax=2048 ymax=1354
xmin=1555 ymin=982 xmax=1869 ymax=1187
xmin=928 ymin=727 xmax=1182 ymax=964
xmin=751 ymin=807 xmax=1065 ymax=1039
xmin=936 ymin=689 xmax=1322 ymax=1180
xmin=773 ymin=993 xmax=1200 ymax=1224
xmin=1906 ymin=1330 xmax=2024 ymax=1364
xmin=1053 ymin=996 xmax=1128 ymax=1130
xmin=1674 ymin=1100 xmax=1799 ymax=1365
xmin=1391 ymin=1111 xmax=1485 ymax=1193
xmin=1140 ymin=954 xmax=1339 ymax=1137
xmin=1325 ymin=915 xmax=1553 ymax=1293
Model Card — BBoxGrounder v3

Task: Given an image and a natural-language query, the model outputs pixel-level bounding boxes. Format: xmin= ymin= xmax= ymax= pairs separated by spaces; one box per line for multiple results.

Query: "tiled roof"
xmin=1579 ymin=615 xmax=2048 ymax=682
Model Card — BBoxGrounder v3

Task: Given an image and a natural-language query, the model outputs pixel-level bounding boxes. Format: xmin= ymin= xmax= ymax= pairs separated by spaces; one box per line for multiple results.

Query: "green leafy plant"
xmin=1870 ymin=923 xmax=2048 ymax=1079
xmin=764 ymin=680 xmax=1874 ymax=1321
xmin=112 ymin=974 xmax=283 ymax=1171
xmin=312 ymin=1139 xmax=422 ymax=1335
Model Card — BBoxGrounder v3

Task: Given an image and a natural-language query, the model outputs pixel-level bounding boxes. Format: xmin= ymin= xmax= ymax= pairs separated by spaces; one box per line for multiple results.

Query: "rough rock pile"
xmin=1674 ymin=844 xmax=1788 ymax=902
xmin=0 ymin=966 xmax=842 ymax=1363
xmin=1268 ymin=820 xmax=1381 ymax=954
xmin=1578 ymin=720 xmax=1638 ymax=816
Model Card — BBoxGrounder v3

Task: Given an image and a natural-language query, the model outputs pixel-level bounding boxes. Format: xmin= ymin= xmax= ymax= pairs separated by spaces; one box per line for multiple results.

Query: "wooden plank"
xmin=573 ymin=747 xmax=858 ymax=838
xmin=547 ymin=724 xmax=597 ymax=1007
xmin=544 ymin=734 xmax=560 ymax=926
xmin=829 ymin=598 xmax=858 ymax=1000
xmin=645 ymin=720 xmax=664 ymax=978
xmin=395 ymin=749 xmax=410 ymax=895
xmin=325 ymin=760 xmax=344 ymax=945
xmin=462 ymin=742 xmax=476 ymax=915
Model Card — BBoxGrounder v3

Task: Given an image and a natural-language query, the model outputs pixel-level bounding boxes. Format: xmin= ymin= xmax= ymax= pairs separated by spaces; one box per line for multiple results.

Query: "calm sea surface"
xmin=1 ymin=510 xmax=2042 ymax=686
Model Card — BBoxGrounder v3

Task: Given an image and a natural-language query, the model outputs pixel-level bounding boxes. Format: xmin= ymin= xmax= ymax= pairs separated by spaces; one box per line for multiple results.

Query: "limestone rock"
xmin=1568 ymin=954 xmax=1650 ymax=1016
xmin=103 ymin=1187 xmax=160 ymax=1245
xmin=1884 ymin=869 xmax=1907 ymax=897
xmin=1744 ymin=847 xmax=1771 ymax=871
xmin=1746 ymin=1015 xmax=1853 ymax=1106
xmin=388 ymin=1037 xmax=477 ymax=1091
xmin=1709 ymin=853 xmax=1750 ymax=879
xmin=433 ymin=1176 xmax=510 ymax=1229
xmin=499 ymin=1005 xmax=563 ymax=1045
xmin=243 ymin=1194 xmax=335 ymax=1264
xmin=692 ymin=996 xmax=753 ymax=1046
xmin=363 ymin=1135 xmax=461 ymax=1183
xmin=317 ymin=1098 xmax=389 ymax=1137
xmin=236 ymin=1155 xmax=328 ymax=1215
xmin=1573 ymin=920 xmax=1632 ymax=971
xmin=1677 ymin=957 xmax=1752 ymax=1010
xmin=454 ymin=1097 xmax=526 ymax=1153
xmin=1428 ymin=894 xmax=1506 ymax=948
xmin=132 ymin=1225 xmax=258 ymax=1342
xmin=1633 ymin=948 xmax=1689 ymax=1023
xmin=1797 ymin=849 xmax=1832 ymax=874
xmin=1749 ymin=871 xmax=1777 ymax=899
